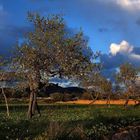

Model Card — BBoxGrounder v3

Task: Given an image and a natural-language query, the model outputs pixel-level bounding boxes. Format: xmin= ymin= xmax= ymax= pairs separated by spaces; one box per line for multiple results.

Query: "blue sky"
xmin=0 ymin=0 xmax=140 ymax=74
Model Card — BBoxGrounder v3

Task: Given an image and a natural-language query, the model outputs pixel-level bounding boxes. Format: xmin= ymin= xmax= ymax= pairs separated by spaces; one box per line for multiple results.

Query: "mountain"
xmin=41 ymin=83 xmax=86 ymax=96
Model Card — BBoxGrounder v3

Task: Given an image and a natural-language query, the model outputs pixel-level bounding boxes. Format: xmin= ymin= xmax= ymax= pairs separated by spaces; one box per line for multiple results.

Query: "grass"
xmin=0 ymin=104 xmax=140 ymax=140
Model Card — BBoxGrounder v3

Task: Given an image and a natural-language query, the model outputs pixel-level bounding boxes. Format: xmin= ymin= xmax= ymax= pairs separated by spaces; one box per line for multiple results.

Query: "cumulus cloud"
xmin=116 ymin=0 xmax=140 ymax=10
xmin=101 ymin=40 xmax=140 ymax=69
xmin=101 ymin=40 xmax=140 ymax=80
xmin=110 ymin=40 xmax=133 ymax=55
xmin=102 ymin=0 xmax=140 ymax=11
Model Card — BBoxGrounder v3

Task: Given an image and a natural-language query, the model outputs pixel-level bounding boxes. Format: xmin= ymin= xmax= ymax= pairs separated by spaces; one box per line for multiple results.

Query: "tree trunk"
xmin=124 ymin=95 xmax=129 ymax=108
xmin=27 ymin=91 xmax=34 ymax=119
xmin=27 ymin=89 xmax=41 ymax=119
xmin=1 ymin=88 xmax=10 ymax=117
xmin=27 ymin=71 xmax=41 ymax=119
xmin=32 ymin=90 xmax=41 ymax=116
xmin=106 ymin=94 xmax=111 ymax=107
xmin=89 ymin=92 xmax=99 ymax=105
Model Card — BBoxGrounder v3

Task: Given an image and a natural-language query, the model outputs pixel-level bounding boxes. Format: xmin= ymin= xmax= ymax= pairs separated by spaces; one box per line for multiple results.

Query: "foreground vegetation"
xmin=0 ymin=104 xmax=140 ymax=140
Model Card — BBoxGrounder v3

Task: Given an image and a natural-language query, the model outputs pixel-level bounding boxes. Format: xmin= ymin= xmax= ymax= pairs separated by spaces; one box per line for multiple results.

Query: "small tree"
xmin=81 ymin=58 xmax=113 ymax=107
xmin=13 ymin=14 xmax=94 ymax=118
xmin=99 ymin=77 xmax=112 ymax=107
xmin=82 ymin=73 xmax=112 ymax=106
xmin=133 ymin=84 xmax=140 ymax=107
xmin=80 ymin=52 xmax=102 ymax=104
xmin=0 ymin=57 xmax=10 ymax=117
xmin=113 ymin=81 xmax=124 ymax=99
xmin=116 ymin=63 xmax=138 ymax=107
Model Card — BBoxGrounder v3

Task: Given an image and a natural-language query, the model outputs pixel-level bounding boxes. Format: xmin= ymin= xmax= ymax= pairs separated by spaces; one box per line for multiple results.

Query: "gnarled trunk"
xmin=27 ymin=89 xmax=41 ymax=119
xmin=27 ymin=71 xmax=41 ymax=119
xmin=27 ymin=90 xmax=34 ymax=119
xmin=32 ymin=89 xmax=41 ymax=116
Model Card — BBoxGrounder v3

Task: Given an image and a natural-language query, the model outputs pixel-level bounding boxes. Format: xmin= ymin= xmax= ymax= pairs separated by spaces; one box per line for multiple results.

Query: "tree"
xmin=13 ymin=14 xmax=94 ymax=118
xmin=80 ymin=51 xmax=101 ymax=102
xmin=133 ymin=70 xmax=140 ymax=107
xmin=81 ymin=73 xmax=103 ymax=104
xmin=99 ymin=77 xmax=112 ymax=107
xmin=81 ymin=58 xmax=113 ymax=107
xmin=113 ymin=81 xmax=124 ymax=99
xmin=116 ymin=63 xmax=138 ymax=107
xmin=0 ymin=57 xmax=10 ymax=117
xmin=133 ymin=84 xmax=140 ymax=107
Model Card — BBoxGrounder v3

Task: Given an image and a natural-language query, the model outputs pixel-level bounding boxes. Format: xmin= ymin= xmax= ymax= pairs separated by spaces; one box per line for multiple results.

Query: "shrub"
xmin=81 ymin=92 xmax=92 ymax=100
xmin=50 ymin=93 xmax=63 ymax=101
xmin=63 ymin=93 xmax=73 ymax=101
xmin=50 ymin=93 xmax=74 ymax=102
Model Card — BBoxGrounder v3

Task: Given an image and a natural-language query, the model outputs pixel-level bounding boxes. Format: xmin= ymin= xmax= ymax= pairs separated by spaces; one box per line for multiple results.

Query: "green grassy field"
xmin=0 ymin=104 xmax=140 ymax=140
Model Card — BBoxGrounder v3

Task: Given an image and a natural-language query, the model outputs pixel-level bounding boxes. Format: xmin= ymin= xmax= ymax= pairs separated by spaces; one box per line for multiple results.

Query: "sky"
xmin=0 ymin=0 xmax=140 ymax=80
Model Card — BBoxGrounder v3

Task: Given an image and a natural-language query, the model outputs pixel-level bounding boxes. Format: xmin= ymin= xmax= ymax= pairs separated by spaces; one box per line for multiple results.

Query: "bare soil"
xmin=62 ymin=99 xmax=138 ymax=105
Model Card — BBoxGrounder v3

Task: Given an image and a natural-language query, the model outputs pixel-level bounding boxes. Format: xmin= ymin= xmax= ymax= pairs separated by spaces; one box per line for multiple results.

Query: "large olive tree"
xmin=13 ymin=14 xmax=94 ymax=118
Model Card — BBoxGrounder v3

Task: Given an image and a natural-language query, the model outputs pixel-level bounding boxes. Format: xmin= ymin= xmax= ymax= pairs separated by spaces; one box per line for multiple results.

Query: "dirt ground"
xmin=64 ymin=99 xmax=138 ymax=105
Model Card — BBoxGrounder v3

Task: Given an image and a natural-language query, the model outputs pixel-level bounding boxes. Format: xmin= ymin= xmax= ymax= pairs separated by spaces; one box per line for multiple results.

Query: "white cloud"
xmin=116 ymin=0 xmax=140 ymax=10
xmin=102 ymin=0 xmax=140 ymax=11
xmin=131 ymin=53 xmax=140 ymax=59
xmin=110 ymin=40 xmax=133 ymax=55
xmin=101 ymin=41 xmax=140 ymax=70
xmin=110 ymin=43 xmax=121 ymax=55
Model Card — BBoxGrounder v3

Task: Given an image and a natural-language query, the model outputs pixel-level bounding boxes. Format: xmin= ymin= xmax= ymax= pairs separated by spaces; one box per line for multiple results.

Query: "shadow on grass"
xmin=0 ymin=117 xmax=50 ymax=140
xmin=0 ymin=105 xmax=139 ymax=140
xmin=0 ymin=117 xmax=139 ymax=140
